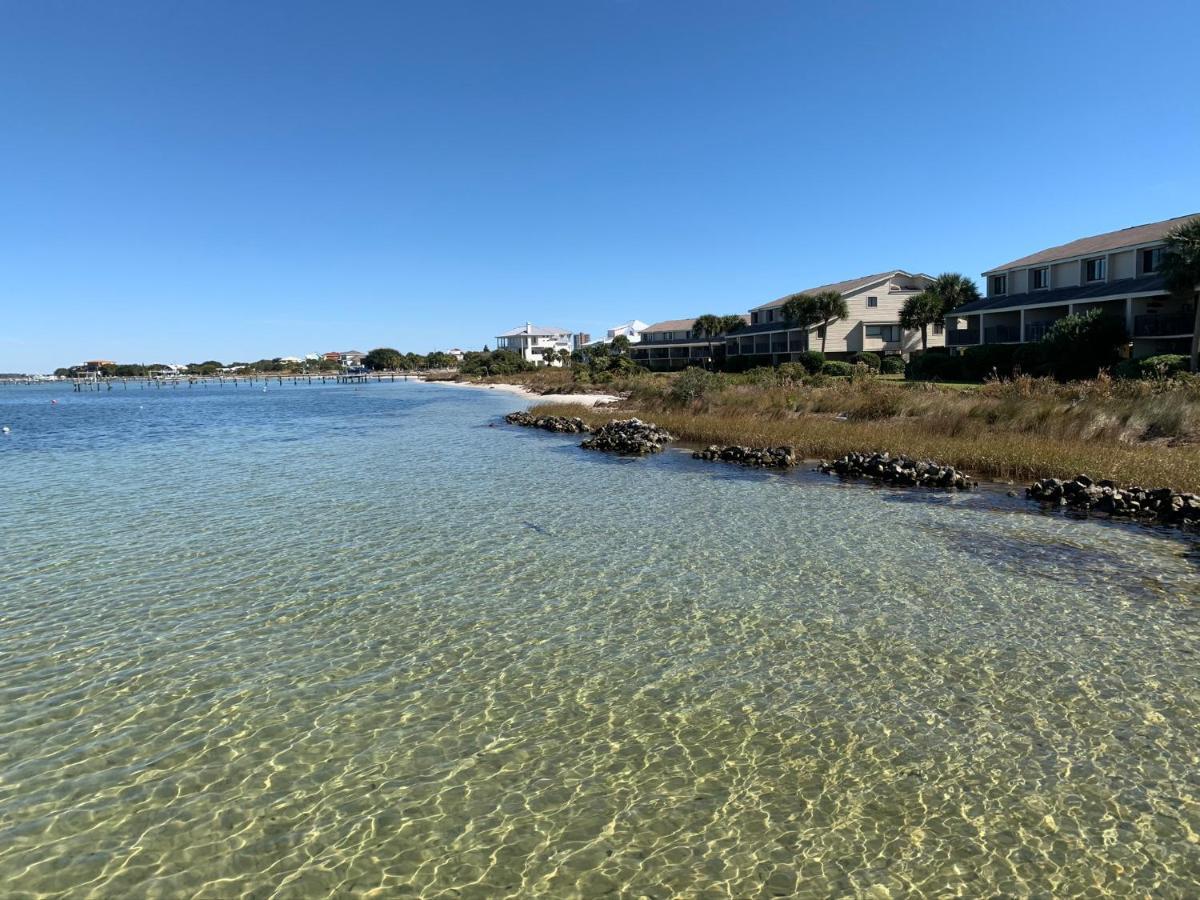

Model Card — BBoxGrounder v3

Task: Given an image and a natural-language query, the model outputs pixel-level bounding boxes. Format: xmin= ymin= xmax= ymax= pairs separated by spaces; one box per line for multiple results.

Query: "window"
xmin=766 ymin=309 xmax=775 ymax=323
xmin=1142 ymin=247 xmax=1164 ymax=274
xmin=991 ymin=274 xmax=1007 ymax=295
xmin=751 ymin=312 xmax=760 ymax=324
xmin=1031 ymin=267 xmax=1049 ymax=290
xmin=1084 ymin=257 xmax=1106 ymax=282
xmin=933 ymin=322 xmax=944 ymax=335
xmin=816 ymin=325 xmax=826 ymax=339
xmin=866 ymin=325 xmax=901 ymax=342
xmin=866 ymin=296 xmax=878 ymax=308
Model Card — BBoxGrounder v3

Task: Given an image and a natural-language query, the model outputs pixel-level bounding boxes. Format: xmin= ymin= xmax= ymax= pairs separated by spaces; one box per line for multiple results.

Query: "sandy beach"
xmin=421 ymin=378 xmax=622 ymax=407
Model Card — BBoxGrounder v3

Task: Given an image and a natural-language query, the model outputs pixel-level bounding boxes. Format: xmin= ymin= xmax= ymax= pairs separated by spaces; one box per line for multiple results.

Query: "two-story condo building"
xmin=944 ymin=214 xmax=1198 ymax=358
xmin=495 ymin=323 xmax=573 ymax=366
xmin=739 ymin=270 xmax=939 ymax=363
xmin=630 ymin=316 xmax=750 ymax=371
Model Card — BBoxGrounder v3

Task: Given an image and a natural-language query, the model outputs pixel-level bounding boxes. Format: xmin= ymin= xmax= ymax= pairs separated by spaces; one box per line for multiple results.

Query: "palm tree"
xmin=717 ymin=314 xmax=746 ymax=334
xmin=812 ymin=290 xmax=849 ymax=353
xmin=691 ymin=314 xmax=724 ymax=338
xmin=692 ymin=314 xmax=745 ymax=367
xmin=781 ymin=294 xmax=820 ymax=351
xmin=898 ymin=292 xmax=943 ymax=351
xmin=928 ymin=272 xmax=982 ymax=317
xmin=1159 ymin=218 xmax=1200 ymax=372
xmin=556 ymin=348 xmax=572 ymax=367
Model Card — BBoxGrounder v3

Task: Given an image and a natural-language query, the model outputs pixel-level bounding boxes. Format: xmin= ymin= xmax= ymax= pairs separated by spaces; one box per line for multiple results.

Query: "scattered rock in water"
xmin=504 ymin=411 xmax=590 ymax=434
xmin=1027 ymin=474 xmax=1200 ymax=528
xmin=693 ymin=445 xmax=797 ymax=468
xmin=580 ymin=418 xmax=674 ymax=455
xmin=818 ymin=451 xmax=974 ymax=490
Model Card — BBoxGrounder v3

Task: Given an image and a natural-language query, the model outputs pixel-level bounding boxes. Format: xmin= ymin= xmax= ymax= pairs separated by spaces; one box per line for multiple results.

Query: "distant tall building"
xmin=572 ymin=333 xmax=591 ymax=350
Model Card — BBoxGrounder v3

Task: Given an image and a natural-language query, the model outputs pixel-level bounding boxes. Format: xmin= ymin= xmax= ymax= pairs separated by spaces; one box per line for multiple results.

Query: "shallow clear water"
xmin=1 ymin=380 xmax=1198 ymax=898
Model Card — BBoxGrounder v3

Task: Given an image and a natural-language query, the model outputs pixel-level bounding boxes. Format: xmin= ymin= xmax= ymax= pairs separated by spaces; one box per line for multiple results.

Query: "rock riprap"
xmin=580 ymin=419 xmax=674 ymax=455
xmin=504 ymin=412 xmax=590 ymax=433
xmin=1027 ymin=474 xmax=1200 ymax=527
xmin=693 ymin=445 xmax=797 ymax=468
xmin=819 ymin=451 xmax=974 ymax=489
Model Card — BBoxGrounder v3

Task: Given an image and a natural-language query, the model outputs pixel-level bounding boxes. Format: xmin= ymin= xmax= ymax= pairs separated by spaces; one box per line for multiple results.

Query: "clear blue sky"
xmin=2 ymin=0 xmax=1198 ymax=371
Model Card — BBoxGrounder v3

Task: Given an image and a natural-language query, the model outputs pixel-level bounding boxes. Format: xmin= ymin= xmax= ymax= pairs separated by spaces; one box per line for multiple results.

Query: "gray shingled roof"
xmin=947 ymin=273 xmax=1170 ymax=316
xmin=641 ymin=314 xmax=752 ymax=333
xmin=752 ymin=270 xmax=928 ymax=311
xmin=983 ymin=214 xmax=1200 ymax=275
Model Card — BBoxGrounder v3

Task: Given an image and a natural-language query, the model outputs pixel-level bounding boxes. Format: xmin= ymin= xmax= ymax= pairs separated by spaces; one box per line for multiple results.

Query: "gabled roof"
xmin=946 ymin=273 xmax=1169 ymax=316
xmin=983 ymin=213 xmax=1200 ymax=275
xmin=496 ymin=323 xmax=571 ymax=337
xmin=642 ymin=314 xmax=751 ymax=333
xmin=642 ymin=317 xmax=697 ymax=333
xmin=752 ymin=270 xmax=930 ymax=311
xmin=608 ymin=319 xmax=649 ymax=331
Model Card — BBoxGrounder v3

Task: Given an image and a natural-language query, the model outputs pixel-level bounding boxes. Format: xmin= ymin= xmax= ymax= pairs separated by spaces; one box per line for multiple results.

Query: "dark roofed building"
xmin=945 ymin=214 xmax=1198 ymax=357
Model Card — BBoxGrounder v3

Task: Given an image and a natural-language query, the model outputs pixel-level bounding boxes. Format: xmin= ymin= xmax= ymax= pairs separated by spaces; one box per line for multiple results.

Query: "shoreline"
xmin=420 ymin=376 xmax=623 ymax=408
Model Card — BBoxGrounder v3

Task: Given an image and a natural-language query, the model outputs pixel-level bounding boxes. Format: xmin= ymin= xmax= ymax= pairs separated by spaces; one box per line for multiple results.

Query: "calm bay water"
xmin=1 ymin=380 xmax=1198 ymax=898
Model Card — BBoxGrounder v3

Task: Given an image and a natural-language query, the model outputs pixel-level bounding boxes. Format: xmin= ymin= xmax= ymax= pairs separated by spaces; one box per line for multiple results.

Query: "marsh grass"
xmin=529 ymin=372 xmax=1200 ymax=490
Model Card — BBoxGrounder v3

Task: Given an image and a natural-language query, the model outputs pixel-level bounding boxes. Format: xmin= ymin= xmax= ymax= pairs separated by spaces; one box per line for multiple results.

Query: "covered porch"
xmin=981 ymin=310 xmax=1021 ymax=344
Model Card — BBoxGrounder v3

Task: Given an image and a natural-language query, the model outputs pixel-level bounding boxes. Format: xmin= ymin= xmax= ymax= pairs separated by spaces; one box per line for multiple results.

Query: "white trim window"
xmin=866 ymin=296 xmax=878 ymax=308
xmin=1031 ymin=267 xmax=1049 ymax=290
xmin=991 ymin=274 xmax=1007 ymax=295
xmin=1141 ymin=247 xmax=1164 ymax=274
xmin=1084 ymin=257 xmax=1106 ymax=282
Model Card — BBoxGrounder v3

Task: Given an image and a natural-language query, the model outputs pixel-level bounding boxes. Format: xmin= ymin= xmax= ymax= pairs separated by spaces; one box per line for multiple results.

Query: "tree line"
xmin=55 ymin=349 xmax=462 ymax=378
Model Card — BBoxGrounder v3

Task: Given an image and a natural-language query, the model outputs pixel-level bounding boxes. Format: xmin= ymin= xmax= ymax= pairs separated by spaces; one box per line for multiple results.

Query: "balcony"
xmin=983 ymin=325 xmax=1022 ymax=344
xmin=1134 ymin=311 xmax=1194 ymax=337
xmin=946 ymin=328 xmax=979 ymax=346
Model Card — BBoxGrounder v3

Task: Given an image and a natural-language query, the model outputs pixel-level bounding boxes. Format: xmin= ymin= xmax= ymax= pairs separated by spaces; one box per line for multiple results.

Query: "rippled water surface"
xmin=1 ymin=380 xmax=1198 ymax=898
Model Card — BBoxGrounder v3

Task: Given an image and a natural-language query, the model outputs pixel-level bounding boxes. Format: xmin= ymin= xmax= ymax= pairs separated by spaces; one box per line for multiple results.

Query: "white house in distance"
xmin=495 ymin=323 xmax=573 ymax=366
xmin=944 ymin=213 xmax=1199 ymax=358
xmin=743 ymin=270 xmax=939 ymax=360
xmin=606 ymin=320 xmax=649 ymax=343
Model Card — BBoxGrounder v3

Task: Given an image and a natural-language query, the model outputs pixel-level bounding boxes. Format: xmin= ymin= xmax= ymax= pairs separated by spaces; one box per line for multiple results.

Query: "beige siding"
xmin=1051 ymin=260 xmax=1079 ymax=288
xmin=1109 ymin=249 xmax=1135 ymax=280
xmin=810 ymin=276 xmax=942 ymax=355
xmin=1010 ymin=269 xmax=1029 ymax=294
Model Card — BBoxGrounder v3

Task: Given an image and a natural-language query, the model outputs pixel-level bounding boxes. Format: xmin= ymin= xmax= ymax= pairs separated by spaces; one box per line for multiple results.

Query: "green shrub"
xmin=960 ymin=344 xmax=1020 ymax=381
xmin=793 ymin=350 xmax=825 ymax=374
xmin=821 ymin=360 xmax=854 ymax=377
xmin=742 ymin=366 xmax=783 ymax=386
xmin=459 ymin=349 xmax=533 ymax=376
xmin=1132 ymin=354 xmax=1190 ymax=380
xmin=1041 ymin=310 xmax=1129 ymax=381
xmin=669 ymin=367 xmax=724 ymax=404
xmin=880 ymin=356 xmax=905 ymax=375
xmin=906 ymin=349 xmax=962 ymax=382
xmin=775 ymin=362 xmax=809 ymax=383
xmin=1013 ymin=342 xmax=1053 ymax=377
xmin=849 ymin=351 xmax=881 ymax=371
